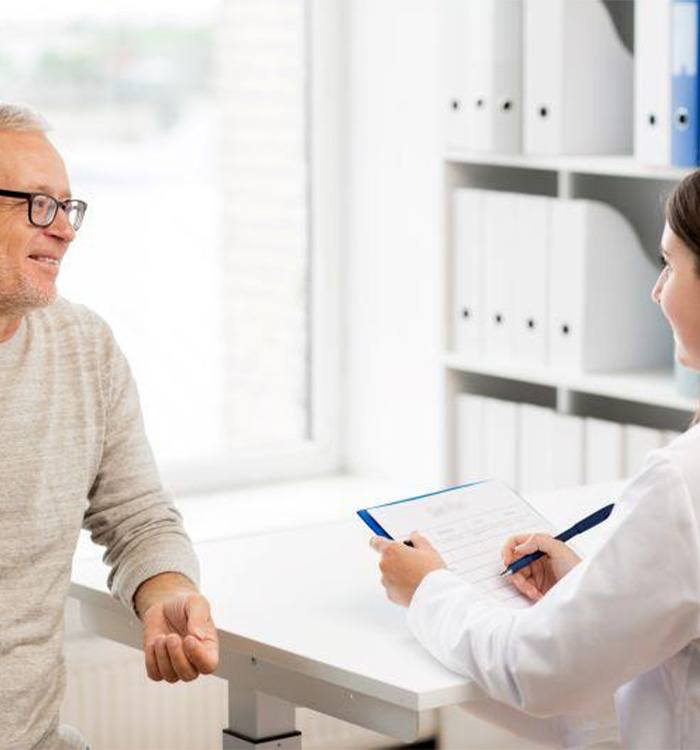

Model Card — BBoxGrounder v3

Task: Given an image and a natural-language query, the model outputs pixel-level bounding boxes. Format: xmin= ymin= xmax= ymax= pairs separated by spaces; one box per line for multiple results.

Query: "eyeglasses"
xmin=0 ymin=188 xmax=87 ymax=231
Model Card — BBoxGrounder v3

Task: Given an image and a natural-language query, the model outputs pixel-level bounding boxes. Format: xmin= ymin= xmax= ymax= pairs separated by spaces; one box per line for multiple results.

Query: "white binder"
xmin=518 ymin=403 xmax=555 ymax=492
xmin=584 ymin=417 xmax=624 ymax=483
xmin=634 ymin=0 xmax=672 ymax=166
xmin=623 ymin=424 xmax=663 ymax=477
xmin=483 ymin=192 xmax=516 ymax=360
xmin=483 ymin=397 xmax=519 ymax=489
xmin=513 ymin=195 xmax=550 ymax=365
xmin=524 ymin=0 xmax=633 ymax=155
xmin=551 ymin=412 xmax=585 ymax=488
xmin=455 ymin=393 xmax=485 ymax=482
xmin=443 ymin=0 xmax=471 ymax=149
xmin=452 ymin=189 xmax=484 ymax=356
xmin=466 ymin=0 xmax=523 ymax=153
xmin=549 ymin=199 xmax=672 ymax=371
xmin=518 ymin=405 xmax=585 ymax=491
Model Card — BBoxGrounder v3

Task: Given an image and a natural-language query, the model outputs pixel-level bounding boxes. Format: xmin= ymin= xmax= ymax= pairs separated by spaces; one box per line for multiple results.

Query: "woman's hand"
xmin=370 ymin=532 xmax=447 ymax=607
xmin=502 ymin=533 xmax=582 ymax=601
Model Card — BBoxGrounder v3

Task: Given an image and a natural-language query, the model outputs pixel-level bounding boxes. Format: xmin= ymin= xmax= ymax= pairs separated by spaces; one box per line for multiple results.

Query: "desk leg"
xmin=223 ymin=682 xmax=302 ymax=749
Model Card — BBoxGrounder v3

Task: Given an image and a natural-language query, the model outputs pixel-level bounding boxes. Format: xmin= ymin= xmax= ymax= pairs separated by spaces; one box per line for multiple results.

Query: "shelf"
xmin=444 ymin=352 xmax=696 ymax=412
xmin=444 ymin=151 xmax=692 ymax=182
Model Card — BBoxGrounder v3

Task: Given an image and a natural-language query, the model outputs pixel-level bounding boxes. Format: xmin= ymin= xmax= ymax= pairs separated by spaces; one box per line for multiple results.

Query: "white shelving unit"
xmin=444 ymin=352 xmax=695 ymax=413
xmin=445 ymin=152 xmax=691 ymax=182
xmin=442 ymin=152 xmax=696 ymax=483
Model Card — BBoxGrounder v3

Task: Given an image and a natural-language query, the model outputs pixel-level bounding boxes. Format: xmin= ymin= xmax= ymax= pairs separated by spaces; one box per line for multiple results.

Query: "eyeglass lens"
xmin=64 ymin=202 xmax=85 ymax=231
xmin=30 ymin=195 xmax=84 ymax=231
xmin=30 ymin=194 xmax=56 ymax=227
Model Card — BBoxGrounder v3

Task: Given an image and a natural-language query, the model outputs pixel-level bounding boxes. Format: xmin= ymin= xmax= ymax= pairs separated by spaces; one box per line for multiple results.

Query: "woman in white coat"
xmin=371 ymin=173 xmax=700 ymax=750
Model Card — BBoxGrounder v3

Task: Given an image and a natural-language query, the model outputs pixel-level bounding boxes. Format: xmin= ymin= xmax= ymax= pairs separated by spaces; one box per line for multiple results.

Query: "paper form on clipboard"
xmin=357 ymin=480 xmax=556 ymax=609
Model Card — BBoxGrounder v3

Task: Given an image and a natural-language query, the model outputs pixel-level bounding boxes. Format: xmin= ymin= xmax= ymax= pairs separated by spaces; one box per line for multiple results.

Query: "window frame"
xmin=162 ymin=0 xmax=346 ymax=494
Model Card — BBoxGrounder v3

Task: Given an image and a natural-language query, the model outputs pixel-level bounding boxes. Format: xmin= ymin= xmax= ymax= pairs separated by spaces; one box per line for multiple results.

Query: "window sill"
xmin=74 ymin=473 xmax=421 ymax=561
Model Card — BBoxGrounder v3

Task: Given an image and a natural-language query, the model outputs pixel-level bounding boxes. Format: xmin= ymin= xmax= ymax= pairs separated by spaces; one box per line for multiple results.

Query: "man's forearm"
xmin=133 ymin=571 xmax=198 ymax=619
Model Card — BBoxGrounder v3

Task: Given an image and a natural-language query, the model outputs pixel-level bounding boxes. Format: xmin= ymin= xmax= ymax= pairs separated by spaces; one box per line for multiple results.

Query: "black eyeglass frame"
xmin=0 ymin=188 xmax=87 ymax=230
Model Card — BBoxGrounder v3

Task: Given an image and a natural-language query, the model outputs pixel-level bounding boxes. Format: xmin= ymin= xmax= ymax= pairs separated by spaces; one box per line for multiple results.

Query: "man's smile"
xmin=27 ymin=250 xmax=62 ymax=270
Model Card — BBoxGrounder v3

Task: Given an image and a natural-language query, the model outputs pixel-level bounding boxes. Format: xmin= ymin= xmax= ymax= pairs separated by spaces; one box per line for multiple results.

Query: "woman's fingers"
xmin=511 ymin=571 xmax=543 ymax=601
xmin=513 ymin=533 xmax=551 ymax=557
xmin=501 ymin=532 xmax=545 ymax=566
xmin=504 ymin=532 xmax=570 ymax=568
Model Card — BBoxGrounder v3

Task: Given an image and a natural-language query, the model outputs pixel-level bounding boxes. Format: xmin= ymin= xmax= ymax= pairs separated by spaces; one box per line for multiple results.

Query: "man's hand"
xmin=370 ymin=532 xmax=446 ymax=607
xmin=134 ymin=573 xmax=219 ymax=683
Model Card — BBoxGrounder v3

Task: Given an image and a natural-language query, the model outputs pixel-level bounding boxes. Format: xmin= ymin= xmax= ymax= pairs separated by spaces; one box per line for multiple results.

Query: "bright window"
xmin=0 ymin=1 xmax=336 ymax=490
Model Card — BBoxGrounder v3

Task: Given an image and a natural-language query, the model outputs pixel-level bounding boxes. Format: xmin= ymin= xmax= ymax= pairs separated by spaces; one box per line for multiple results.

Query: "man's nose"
xmin=46 ymin=206 xmax=76 ymax=242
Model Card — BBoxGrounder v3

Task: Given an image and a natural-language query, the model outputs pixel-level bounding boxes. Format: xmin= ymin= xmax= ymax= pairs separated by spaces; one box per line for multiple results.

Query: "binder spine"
xmin=672 ymin=0 xmax=700 ymax=166
xmin=443 ymin=0 xmax=471 ymax=149
xmin=634 ymin=0 xmax=672 ymax=166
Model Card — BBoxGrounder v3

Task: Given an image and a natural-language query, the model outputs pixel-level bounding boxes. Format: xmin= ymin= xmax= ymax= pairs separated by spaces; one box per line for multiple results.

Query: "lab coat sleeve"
xmin=406 ymin=454 xmax=700 ymax=717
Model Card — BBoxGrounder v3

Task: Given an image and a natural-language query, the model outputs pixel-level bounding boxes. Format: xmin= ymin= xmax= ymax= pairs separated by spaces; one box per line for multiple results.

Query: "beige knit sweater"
xmin=0 ymin=298 xmax=200 ymax=749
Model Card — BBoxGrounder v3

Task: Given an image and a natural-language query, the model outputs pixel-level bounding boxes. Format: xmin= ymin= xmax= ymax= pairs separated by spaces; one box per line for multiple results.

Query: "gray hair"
xmin=0 ymin=103 xmax=49 ymax=133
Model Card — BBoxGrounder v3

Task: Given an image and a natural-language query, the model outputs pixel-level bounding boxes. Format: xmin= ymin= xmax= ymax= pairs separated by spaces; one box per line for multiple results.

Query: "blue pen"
xmin=499 ymin=503 xmax=615 ymax=576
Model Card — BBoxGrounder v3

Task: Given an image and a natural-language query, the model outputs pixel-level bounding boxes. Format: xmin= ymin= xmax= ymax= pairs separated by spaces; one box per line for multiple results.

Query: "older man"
xmin=0 ymin=104 xmax=219 ymax=750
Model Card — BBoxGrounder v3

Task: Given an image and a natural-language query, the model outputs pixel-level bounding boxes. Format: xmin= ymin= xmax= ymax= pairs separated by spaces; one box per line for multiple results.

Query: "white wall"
xmin=345 ymin=1 xmax=443 ymax=488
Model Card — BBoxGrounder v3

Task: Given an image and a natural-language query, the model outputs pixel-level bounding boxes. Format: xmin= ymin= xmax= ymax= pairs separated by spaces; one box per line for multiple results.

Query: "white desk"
xmin=70 ymin=480 xmax=622 ymax=749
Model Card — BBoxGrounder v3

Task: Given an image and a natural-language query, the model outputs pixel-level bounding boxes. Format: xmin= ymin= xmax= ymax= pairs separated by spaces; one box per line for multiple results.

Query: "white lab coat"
xmin=407 ymin=426 xmax=700 ymax=749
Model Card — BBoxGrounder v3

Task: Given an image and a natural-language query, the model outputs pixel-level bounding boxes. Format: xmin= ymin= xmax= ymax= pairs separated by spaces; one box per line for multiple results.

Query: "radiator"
xmin=61 ymin=633 xmax=420 ymax=750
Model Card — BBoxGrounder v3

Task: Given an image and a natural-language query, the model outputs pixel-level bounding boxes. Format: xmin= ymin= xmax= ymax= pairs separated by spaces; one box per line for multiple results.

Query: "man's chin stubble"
xmin=0 ymin=276 xmax=57 ymax=316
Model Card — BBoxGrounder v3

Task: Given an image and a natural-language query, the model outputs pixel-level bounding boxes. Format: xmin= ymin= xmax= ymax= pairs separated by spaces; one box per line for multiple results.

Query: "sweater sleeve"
xmin=82 ymin=325 xmax=200 ymax=613
xmin=406 ymin=454 xmax=700 ymax=718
